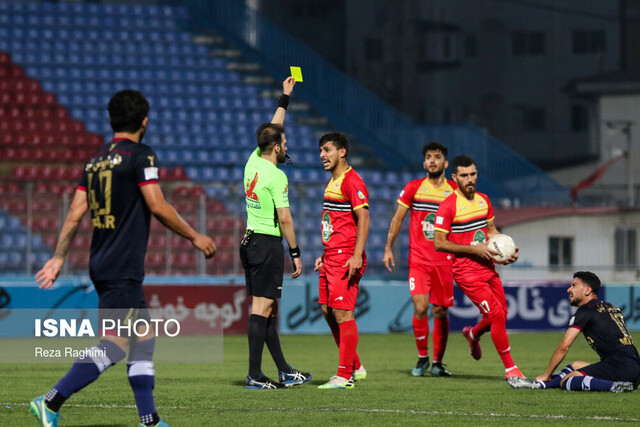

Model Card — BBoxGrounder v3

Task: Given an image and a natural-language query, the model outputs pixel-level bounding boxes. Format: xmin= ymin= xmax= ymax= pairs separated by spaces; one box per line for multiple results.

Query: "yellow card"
xmin=290 ymin=66 xmax=303 ymax=82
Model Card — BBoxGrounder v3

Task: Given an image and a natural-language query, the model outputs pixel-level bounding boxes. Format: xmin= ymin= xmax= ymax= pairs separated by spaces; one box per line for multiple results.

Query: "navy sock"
xmin=563 ymin=375 xmax=616 ymax=391
xmin=265 ymin=316 xmax=290 ymax=373
xmin=248 ymin=314 xmax=268 ymax=378
xmin=128 ymin=338 xmax=158 ymax=426
xmin=542 ymin=365 xmax=574 ymax=389
xmin=47 ymin=340 xmax=126 ymax=412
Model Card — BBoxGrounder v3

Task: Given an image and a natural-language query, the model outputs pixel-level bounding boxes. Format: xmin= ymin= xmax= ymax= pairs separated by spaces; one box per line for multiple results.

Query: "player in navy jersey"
xmin=31 ymin=90 xmax=216 ymax=427
xmin=509 ymin=271 xmax=640 ymax=392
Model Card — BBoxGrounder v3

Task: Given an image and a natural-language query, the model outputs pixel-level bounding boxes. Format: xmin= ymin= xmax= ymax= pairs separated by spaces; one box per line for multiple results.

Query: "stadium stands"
xmin=0 ymin=0 xmax=472 ymax=277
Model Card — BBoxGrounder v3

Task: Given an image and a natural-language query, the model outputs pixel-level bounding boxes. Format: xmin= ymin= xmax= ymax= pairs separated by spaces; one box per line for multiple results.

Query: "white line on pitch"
xmin=3 ymin=402 xmax=638 ymax=422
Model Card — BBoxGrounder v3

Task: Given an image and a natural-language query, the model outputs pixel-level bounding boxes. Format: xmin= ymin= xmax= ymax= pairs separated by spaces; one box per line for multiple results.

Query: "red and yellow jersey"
xmin=434 ymin=190 xmax=496 ymax=272
xmin=321 ymin=167 xmax=369 ymax=255
xmin=398 ymin=177 xmax=456 ymax=267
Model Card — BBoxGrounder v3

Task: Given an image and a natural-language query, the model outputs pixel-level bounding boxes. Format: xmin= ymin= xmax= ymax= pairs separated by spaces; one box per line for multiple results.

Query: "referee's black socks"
xmin=248 ymin=314 xmax=269 ymax=378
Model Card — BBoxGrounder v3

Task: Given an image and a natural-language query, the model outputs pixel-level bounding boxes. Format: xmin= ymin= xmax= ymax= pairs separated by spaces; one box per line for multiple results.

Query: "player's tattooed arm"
xmin=54 ymin=222 xmax=79 ymax=259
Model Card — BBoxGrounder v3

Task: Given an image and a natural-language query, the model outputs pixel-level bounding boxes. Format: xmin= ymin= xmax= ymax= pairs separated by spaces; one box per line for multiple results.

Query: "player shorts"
xmin=93 ymin=279 xmax=150 ymax=337
xmin=240 ymin=233 xmax=284 ymax=299
xmin=408 ymin=265 xmax=454 ymax=307
xmin=454 ymin=267 xmax=508 ymax=318
xmin=318 ymin=253 xmax=366 ymax=311
xmin=579 ymin=353 xmax=640 ymax=387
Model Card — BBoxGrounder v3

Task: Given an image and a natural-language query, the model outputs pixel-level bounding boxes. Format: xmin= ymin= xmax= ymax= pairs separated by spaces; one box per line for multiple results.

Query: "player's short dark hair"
xmin=451 ymin=155 xmax=475 ymax=173
xmin=108 ymin=90 xmax=149 ymax=133
xmin=319 ymin=131 xmax=349 ymax=157
xmin=422 ymin=142 xmax=448 ymax=158
xmin=256 ymin=123 xmax=285 ymax=154
xmin=573 ymin=271 xmax=601 ymax=295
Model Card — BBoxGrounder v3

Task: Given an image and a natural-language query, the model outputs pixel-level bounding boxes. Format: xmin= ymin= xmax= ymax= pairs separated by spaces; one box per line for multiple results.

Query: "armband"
xmin=278 ymin=94 xmax=290 ymax=110
xmin=289 ymin=246 xmax=300 ymax=258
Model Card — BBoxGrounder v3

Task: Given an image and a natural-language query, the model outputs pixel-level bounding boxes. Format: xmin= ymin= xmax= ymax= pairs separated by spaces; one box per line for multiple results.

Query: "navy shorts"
xmin=94 ymin=279 xmax=150 ymax=336
xmin=239 ymin=233 xmax=284 ymax=299
xmin=579 ymin=353 xmax=640 ymax=387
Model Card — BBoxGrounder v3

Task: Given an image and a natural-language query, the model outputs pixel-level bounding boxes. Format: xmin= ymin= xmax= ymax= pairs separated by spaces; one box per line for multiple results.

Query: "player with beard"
xmin=509 ymin=271 xmax=639 ymax=392
xmin=383 ymin=142 xmax=456 ymax=377
xmin=315 ymin=131 xmax=370 ymax=389
xmin=31 ymin=90 xmax=216 ymax=427
xmin=434 ymin=155 xmax=525 ymax=382
xmin=241 ymin=77 xmax=311 ymax=389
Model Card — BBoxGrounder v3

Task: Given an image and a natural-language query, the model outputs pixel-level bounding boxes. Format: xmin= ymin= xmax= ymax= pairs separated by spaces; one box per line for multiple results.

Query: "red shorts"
xmin=454 ymin=267 xmax=508 ymax=317
xmin=318 ymin=254 xmax=366 ymax=311
xmin=408 ymin=265 xmax=454 ymax=307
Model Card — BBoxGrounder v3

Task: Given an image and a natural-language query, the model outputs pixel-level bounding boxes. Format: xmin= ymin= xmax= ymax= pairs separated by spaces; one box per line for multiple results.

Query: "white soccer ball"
xmin=488 ymin=233 xmax=516 ymax=263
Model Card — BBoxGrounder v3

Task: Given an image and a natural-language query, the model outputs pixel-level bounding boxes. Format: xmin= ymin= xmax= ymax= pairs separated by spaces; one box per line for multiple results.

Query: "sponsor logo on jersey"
xmin=322 ymin=211 xmax=333 ymax=242
xmin=471 ymin=230 xmax=486 ymax=245
xmin=245 ymin=172 xmax=261 ymax=209
xmin=422 ymin=213 xmax=436 ymax=240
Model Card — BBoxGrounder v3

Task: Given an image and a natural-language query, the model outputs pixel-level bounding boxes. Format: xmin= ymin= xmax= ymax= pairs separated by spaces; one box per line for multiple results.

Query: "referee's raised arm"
xmin=271 ymin=76 xmax=296 ymax=125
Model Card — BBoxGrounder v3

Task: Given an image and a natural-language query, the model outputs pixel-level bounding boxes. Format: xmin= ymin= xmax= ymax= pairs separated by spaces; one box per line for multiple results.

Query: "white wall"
xmin=498 ymin=211 xmax=640 ymax=282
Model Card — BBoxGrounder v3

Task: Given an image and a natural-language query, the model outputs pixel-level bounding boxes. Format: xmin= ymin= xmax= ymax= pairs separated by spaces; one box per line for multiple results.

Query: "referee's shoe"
xmin=279 ymin=366 xmax=312 ymax=387
xmin=245 ymin=373 xmax=286 ymax=389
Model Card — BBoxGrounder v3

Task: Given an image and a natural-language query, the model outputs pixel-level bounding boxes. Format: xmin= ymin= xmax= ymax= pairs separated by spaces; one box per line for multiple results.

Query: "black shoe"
xmin=430 ymin=362 xmax=452 ymax=377
xmin=279 ymin=366 xmax=312 ymax=387
xmin=245 ymin=373 xmax=285 ymax=389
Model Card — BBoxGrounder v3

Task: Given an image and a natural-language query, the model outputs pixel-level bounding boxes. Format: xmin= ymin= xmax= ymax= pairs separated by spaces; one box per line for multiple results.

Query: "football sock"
xmin=248 ymin=314 xmax=268 ymax=378
xmin=265 ymin=315 xmax=290 ymax=373
xmin=128 ymin=338 xmax=158 ymax=426
xmin=489 ymin=312 xmax=515 ymax=369
xmin=337 ymin=320 xmax=358 ymax=380
xmin=541 ymin=365 xmax=574 ymax=389
xmin=471 ymin=316 xmax=491 ymax=340
xmin=412 ymin=315 xmax=430 ymax=358
xmin=432 ymin=316 xmax=448 ymax=363
xmin=563 ymin=375 xmax=615 ymax=391
xmin=329 ymin=319 xmax=362 ymax=370
xmin=47 ymin=340 xmax=126 ymax=412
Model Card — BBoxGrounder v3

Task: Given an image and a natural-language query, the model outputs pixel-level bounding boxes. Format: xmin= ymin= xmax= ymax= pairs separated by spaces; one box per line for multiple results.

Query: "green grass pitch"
xmin=1 ymin=331 xmax=638 ymax=426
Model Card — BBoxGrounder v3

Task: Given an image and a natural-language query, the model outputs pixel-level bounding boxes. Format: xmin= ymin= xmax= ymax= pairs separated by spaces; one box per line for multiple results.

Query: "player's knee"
xmin=431 ymin=305 xmax=447 ymax=319
xmin=413 ymin=303 xmax=429 ymax=318
xmin=486 ymin=308 xmax=505 ymax=323
xmin=92 ymin=339 xmax=126 ymax=372
xmin=128 ymin=337 xmax=155 ymax=363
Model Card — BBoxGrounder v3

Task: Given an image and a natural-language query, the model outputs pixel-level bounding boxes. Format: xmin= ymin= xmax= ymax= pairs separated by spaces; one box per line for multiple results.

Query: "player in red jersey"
xmin=434 ymin=155 xmax=525 ymax=381
xmin=383 ymin=142 xmax=456 ymax=377
xmin=314 ymin=131 xmax=369 ymax=389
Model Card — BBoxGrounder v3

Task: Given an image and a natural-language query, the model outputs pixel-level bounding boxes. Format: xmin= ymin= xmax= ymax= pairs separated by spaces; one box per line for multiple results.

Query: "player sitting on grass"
xmin=509 ymin=271 xmax=640 ymax=392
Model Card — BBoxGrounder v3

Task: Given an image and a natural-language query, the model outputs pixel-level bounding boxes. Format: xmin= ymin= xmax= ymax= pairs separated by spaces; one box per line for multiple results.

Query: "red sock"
xmin=330 ymin=321 xmax=361 ymax=369
xmin=489 ymin=314 xmax=515 ymax=369
xmin=329 ymin=321 xmax=341 ymax=346
xmin=432 ymin=316 xmax=448 ymax=363
xmin=471 ymin=316 xmax=491 ymax=339
xmin=412 ymin=315 xmax=429 ymax=358
xmin=337 ymin=320 xmax=358 ymax=379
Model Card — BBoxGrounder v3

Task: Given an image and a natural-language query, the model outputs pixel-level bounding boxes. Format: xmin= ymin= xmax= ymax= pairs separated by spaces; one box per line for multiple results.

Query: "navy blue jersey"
xmin=570 ymin=299 xmax=640 ymax=361
xmin=78 ymin=138 xmax=159 ymax=281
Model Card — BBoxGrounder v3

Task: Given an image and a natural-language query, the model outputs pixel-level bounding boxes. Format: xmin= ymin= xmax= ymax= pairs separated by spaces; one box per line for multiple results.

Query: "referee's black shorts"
xmin=239 ymin=233 xmax=284 ymax=299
